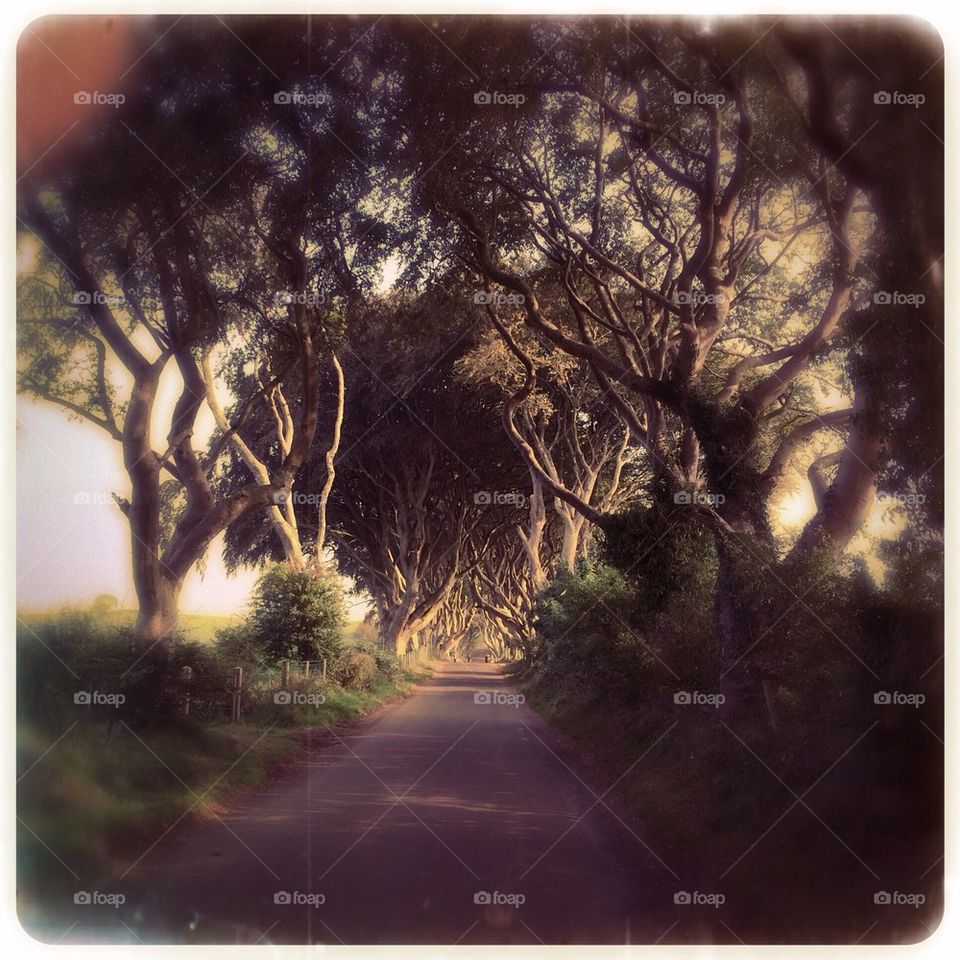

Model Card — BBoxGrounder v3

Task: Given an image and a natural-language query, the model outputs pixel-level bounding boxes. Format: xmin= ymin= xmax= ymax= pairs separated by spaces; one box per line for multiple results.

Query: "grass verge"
xmin=17 ymin=667 xmax=431 ymax=916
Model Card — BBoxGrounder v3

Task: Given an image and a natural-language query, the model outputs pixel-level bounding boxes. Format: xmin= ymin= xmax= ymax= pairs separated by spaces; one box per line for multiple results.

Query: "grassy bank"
xmin=515 ymin=664 xmax=941 ymax=943
xmin=17 ymin=613 xmax=432 ymax=912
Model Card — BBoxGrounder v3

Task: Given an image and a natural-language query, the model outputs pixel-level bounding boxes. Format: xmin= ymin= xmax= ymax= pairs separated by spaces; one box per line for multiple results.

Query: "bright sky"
xmin=16 ymin=398 xmax=259 ymax=615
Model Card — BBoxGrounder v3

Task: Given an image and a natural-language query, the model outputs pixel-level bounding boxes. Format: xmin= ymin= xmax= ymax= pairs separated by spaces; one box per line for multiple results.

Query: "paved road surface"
xmin=63 ymin=662 xmax=698 ymax=944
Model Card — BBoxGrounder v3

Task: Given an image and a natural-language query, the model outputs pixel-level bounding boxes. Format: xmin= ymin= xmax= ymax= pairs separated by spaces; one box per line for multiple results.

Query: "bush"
xmin=531 ymin=564 xmax=636 ymax=705
xmin=17 ymin=614 xmax=223 ymax=729
xmin=335 ymin=650 xmax=379 ymax=690
xmin=235 ymin=563 xmax=345 ymax=666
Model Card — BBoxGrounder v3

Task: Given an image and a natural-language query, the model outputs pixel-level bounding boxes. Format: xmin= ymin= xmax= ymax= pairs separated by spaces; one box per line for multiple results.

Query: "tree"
xmin=400 ymin=18 xmax=919 ymax=716
xmin=17 ymin=18 xmax=386 ymax=643
xmin=244 ymin=564 xmax=345 ymax=665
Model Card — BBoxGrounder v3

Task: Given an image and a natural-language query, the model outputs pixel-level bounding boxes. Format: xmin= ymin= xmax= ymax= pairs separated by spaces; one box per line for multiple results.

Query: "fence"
xmin=397 ymin=646 xmax=431 ymax=672
xmin=180 ymin=657 xmax=329 ymax=725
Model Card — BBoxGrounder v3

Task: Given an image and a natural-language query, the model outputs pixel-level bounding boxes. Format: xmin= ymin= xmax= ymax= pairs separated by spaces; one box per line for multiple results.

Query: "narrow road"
xmin=90 ymin=663 xmax=691 ymax=944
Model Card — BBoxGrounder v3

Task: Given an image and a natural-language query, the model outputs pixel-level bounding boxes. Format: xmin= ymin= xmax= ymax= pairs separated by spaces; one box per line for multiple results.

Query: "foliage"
xmin=240 ymin=563 xmax=345 ymax=666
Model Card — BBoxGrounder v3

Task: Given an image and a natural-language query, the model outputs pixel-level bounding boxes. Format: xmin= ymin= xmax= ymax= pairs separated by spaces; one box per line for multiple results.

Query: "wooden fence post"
xmin=281 ymin=660 xmax=290 ymax=690
xmin=181 ymin=666 xmax=192 ymax=718
xmin=322 ymin=657 xmax=327 ymax=682
xmin=231 ymin=666 xmax=243 ymax=724
xmin=303 ymin=661 xmax=310 ymax=679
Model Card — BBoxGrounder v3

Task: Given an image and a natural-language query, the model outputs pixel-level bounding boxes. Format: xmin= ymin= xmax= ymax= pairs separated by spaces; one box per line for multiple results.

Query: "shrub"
xmin=17 ymin=614 xmax=222 ymax=729
xmin=239 ymin=563 xmax=345 ymax=665
xmin=335 ymin=650 xmax=379 ymax=690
